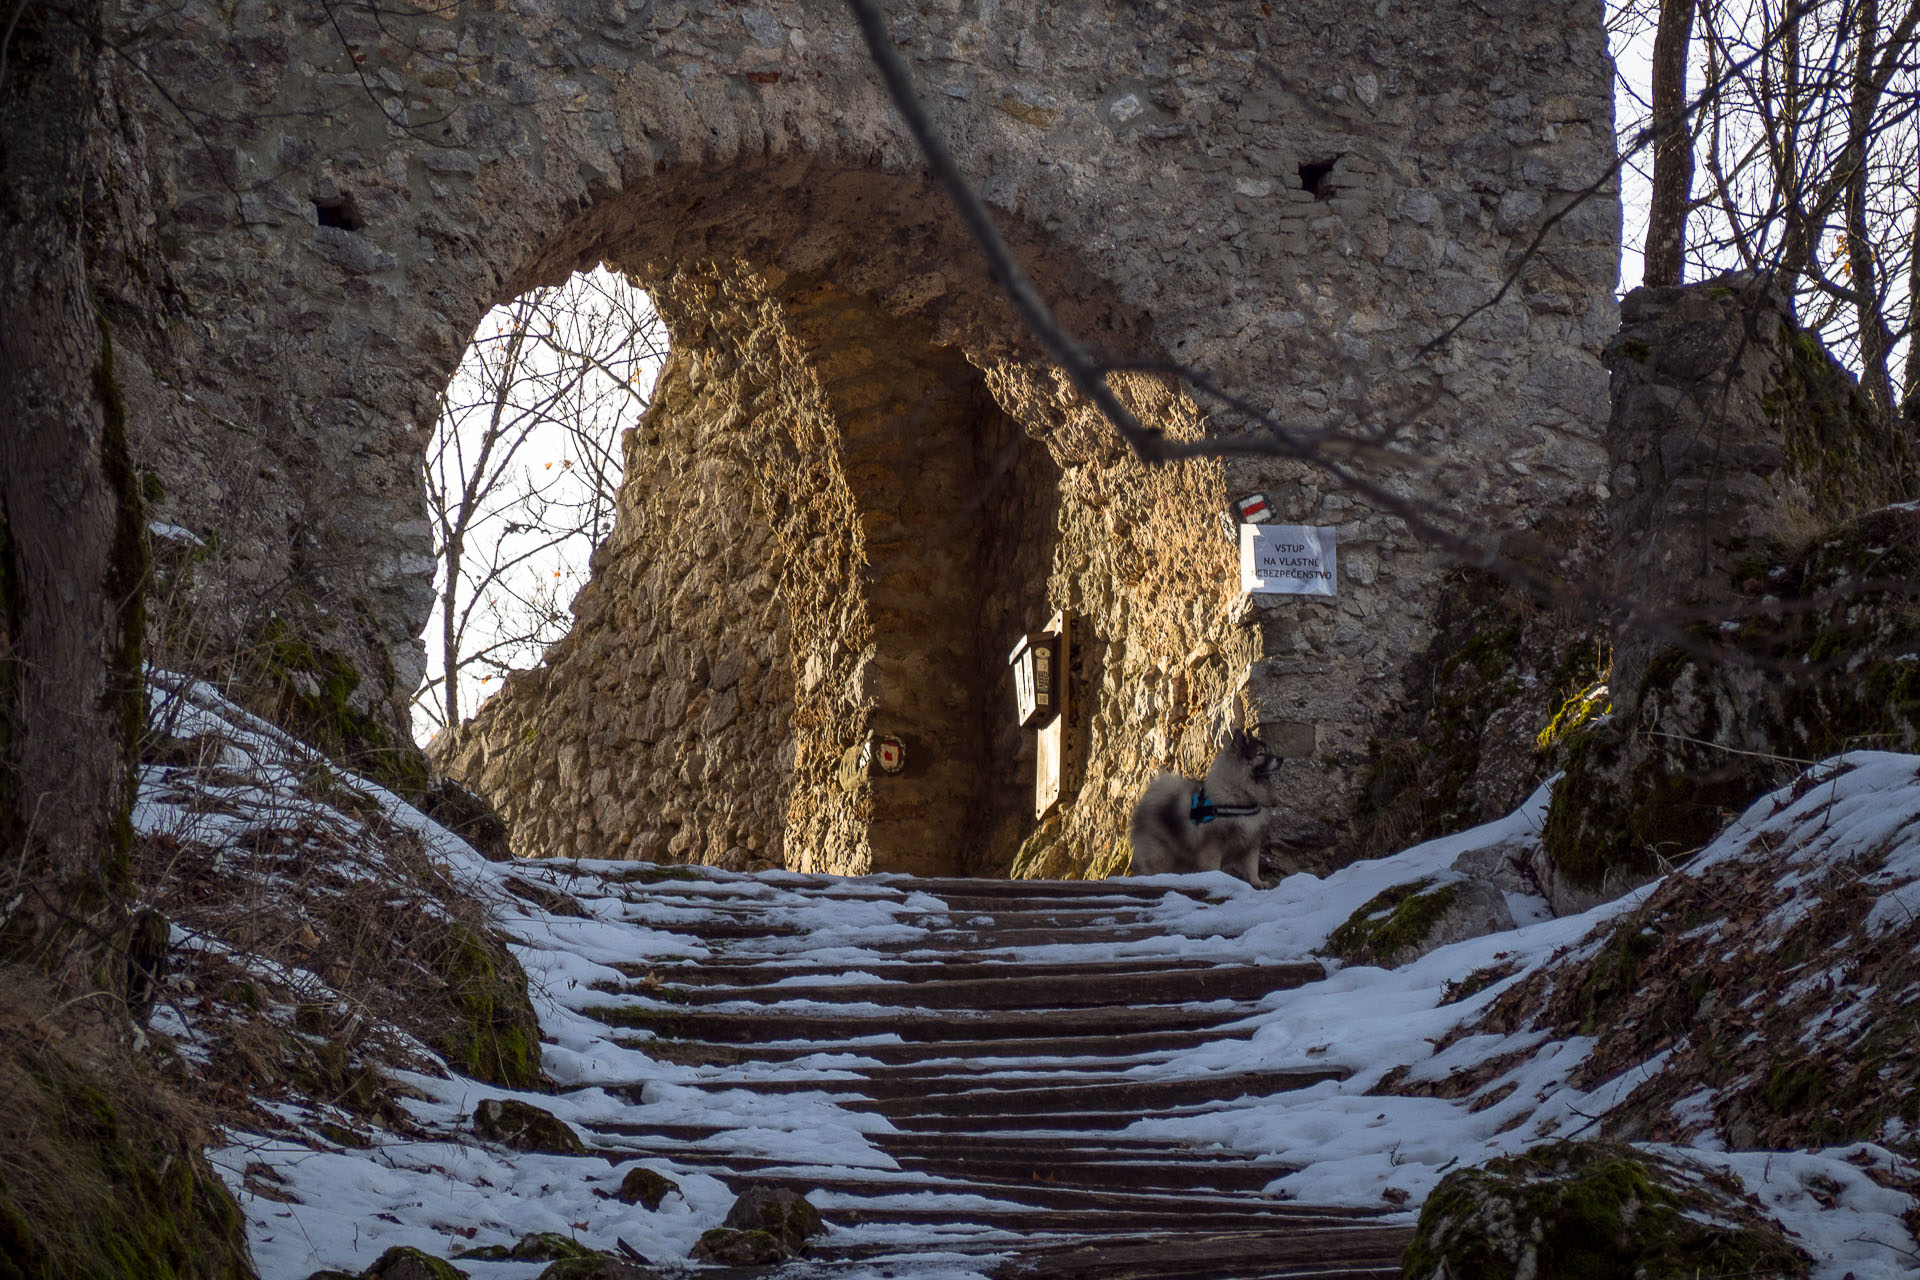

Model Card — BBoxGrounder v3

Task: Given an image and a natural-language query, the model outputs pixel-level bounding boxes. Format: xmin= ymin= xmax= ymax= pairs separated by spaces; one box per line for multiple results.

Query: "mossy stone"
xmin=435 ymin=923 xmax=543 ymax=1088
xmin=457 ymin=1231 xmax=595 ymax=1262
xmin=1326 ymin=877 xmax=1459 ymax=966
xmin=471 ymin=1097 xmax=584 ymax=1154
xmin=362 ymin=1247 xmax=468 ymax=1280
xmin=233 ymin=615 xmax=430 ymax=800
xmin=721 ymin=1185 xmax=824 ymax=1253
xmin=1766 ymin=317 xmax=1918 ymax=520
xmin=613 ymin=1165 xmax=680 ymax=1210
xmin=1543 ymin=505 xmax=1920 ymax=899
xmin=533 ymin=1258 xmax=661 ymax=1280
xmin=1534 ymin=679 xmax=1609 ymax=755
xmin=689 ymin=1228 xmax=788 ymax=1265
xmin=1403 ymin=1140 xmax=1810 ymax=1280
xmin=1356 ymin=560 xmax=1605 ymax=861
xmin=422 ymin=779 xmax=513 ymax=861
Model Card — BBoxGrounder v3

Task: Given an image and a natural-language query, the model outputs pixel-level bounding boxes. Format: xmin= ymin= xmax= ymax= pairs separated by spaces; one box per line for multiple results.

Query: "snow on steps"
xmin=147 ymin=675 xmax=1918 ymax=1278
xmin=541 ymin=866 xmax=1412 ymax=1279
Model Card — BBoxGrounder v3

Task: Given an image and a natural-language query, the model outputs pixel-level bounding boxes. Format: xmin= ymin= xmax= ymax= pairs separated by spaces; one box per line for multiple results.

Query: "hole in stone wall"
xmin=413 ymin=266 xmax=666 ymax=743
xmin=1299 ymin=158 xmax=1339 ymax=199
xmin=313 ymin=193 xmax=364 ymax=230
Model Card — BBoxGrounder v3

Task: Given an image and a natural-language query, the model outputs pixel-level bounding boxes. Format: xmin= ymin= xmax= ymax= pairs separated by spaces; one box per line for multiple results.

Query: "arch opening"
xmin=429 ymin=160 xmax=1237 ymax=882
xmin=433 ymin=226 xmax=1078 ymax=876
xmin=413 ymin=267 xmax=666 ymax=746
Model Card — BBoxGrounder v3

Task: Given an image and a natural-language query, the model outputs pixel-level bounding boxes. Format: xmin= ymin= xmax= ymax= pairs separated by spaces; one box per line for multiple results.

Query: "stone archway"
xmin=434 ymin=249 xmax=1066 ymax=877
xmin=115 ymin=0 xmax=1619 ymax=876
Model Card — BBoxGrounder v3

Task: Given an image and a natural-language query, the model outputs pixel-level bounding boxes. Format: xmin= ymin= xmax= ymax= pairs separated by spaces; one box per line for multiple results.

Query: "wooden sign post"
xmin=1034 ymin=610 xmax=1076 ymax=819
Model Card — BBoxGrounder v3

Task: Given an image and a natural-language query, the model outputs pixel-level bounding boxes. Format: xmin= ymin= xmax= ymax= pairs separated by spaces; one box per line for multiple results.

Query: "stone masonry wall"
xmin=109 ymin=0 xmax=1619 ymax=875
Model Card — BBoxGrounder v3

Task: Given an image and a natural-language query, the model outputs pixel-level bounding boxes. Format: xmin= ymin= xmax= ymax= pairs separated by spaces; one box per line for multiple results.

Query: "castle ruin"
xmin=112 ymin=0 xmax=1620 ymax=877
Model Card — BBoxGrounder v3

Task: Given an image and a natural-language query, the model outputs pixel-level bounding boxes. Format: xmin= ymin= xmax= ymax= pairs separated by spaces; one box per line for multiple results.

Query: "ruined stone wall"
xmin=1602 ymin=275 xmax=1920 ymax=709
xmin=109 ymin=0 xmax=1620 ymax=876
xmin=1542 ymin=277 xmax=1920 ymax=911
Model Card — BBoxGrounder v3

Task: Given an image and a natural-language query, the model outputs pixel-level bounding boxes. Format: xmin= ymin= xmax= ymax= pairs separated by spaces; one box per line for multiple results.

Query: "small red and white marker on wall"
xmin=1232 ymin=492 xmax=1273 ymax=524
xmin=863 ymin=734 xmax=906 ymax=775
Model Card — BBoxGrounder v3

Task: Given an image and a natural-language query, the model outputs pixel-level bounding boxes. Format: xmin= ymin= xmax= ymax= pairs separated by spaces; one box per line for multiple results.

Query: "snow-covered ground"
xmin=137 ymin=671 xmax=1919 ymax=1278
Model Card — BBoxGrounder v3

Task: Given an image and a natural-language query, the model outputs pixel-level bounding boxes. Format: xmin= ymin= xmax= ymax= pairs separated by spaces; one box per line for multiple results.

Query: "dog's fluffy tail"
xmin=1129 ymin=772 xmax=1193 ymax=876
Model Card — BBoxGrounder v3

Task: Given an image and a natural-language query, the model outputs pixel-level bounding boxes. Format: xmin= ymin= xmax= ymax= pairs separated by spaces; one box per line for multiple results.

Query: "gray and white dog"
xmin=1128 ymin=731 xmax=1282 ymax=886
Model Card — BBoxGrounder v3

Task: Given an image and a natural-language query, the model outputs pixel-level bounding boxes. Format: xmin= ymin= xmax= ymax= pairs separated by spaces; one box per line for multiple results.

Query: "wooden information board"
xmin=1035 ymin=610 xmax=1077 ymax=819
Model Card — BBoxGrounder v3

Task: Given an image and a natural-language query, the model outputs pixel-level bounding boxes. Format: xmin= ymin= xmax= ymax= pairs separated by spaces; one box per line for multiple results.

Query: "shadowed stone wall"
xmin=112 ymin=0 xmax=1620 ymax=875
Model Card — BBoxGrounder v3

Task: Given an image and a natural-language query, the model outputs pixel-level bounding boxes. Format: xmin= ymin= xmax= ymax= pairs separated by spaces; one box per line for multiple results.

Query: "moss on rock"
xmin=455 ymin=1232 xmax=594 ymax=1262
xmin=1540 ymin=690 xmax=1760 ymax=899
xmin=532 ymin=1258 xmax=660 ymax=1280
xmin=360 ymin=1247 xmax=468 ymax=1280
xmin=233 ymin=615 xmax=429 ymax=800
xmin=689 ymin=1227 xmax=787 ymax=1265
xmin=723 ymin=1185 xmax=825 ymax=1251
xmin=690 ymin=1185 xmax=825 ymax=1264
xmin=421 ymin=779 xmax=513 ymax=861
xmin=1543 ymin=506 xmax=1920 ymax=903
xmin=1766 ymin=319 xmax=1919 ymax=519
xmin=1325 ymin=872 xmax=1515 ymax=968
xmin=613 ymin=1165 xmax=680 ymax=1210
xmin=1403 ymin=1140 xmax=1810 ymax=1280
xmin=472 ymin=1098 xmax=584 ymax=1154
xmin=0 ymin=988 xmax=252 ymax=1280
xmin=1355 ymin=555 xmax=1604 ymax=861
xmin=435 ymin=923 xmax=543 ymax=1088
xmin=1327 ymin=878 xmax=1457 ymax=964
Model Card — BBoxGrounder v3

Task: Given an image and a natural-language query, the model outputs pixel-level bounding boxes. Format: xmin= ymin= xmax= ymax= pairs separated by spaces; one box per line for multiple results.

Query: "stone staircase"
xmin=548 ymin=869 xmax=1414 ymax=1279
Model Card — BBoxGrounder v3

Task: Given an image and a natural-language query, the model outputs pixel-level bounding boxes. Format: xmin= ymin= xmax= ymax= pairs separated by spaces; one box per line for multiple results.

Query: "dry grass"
xmin=133 ymin=712 xmax=544 ymax=1151
xmin=0 ymin=968 xmax=251 ymax=1280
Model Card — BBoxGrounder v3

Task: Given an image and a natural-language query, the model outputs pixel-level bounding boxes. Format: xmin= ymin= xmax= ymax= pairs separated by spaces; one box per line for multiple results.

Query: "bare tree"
xmin=416 ymin=268 xmax=665 ymax=737
xmin=1685 ymin=0 xmax=1920 ymax=415
xmin=1646 ymin=0 xmax=1699 ymax=285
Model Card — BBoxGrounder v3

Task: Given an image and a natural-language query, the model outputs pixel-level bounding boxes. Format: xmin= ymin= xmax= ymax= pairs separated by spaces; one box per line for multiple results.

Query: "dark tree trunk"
xmin=0 ymin=0 xmax=146 ymax=991
xmin=1645 ymin=0 xmax=1696 ymax=287
xmin=1906 ymin=176 xmax=1920 ymax=418
xmin=1845 ymin=0 xmax=1897 ymax=417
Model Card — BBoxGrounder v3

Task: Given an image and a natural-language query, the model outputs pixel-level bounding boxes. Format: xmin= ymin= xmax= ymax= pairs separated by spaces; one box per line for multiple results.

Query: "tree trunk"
xmin=1645 ymin=0 xmax=1696 ymax=287
xmin=1905 ymin=174 xmax=1920 ymax=419
xmin=442 ymin=535 xmax=463 ymax=727
xmin=1775 ymin=6 xmax=1812 ymax=288
xmin=1844 ymin=0 xmax=1897 ymax=416
xmin=0 ymin=0 xmax=146 ymax=991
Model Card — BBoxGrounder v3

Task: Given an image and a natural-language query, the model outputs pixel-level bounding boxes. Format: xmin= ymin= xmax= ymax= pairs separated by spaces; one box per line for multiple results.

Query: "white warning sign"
xmin=1240 ymin=524 xmax=1338 ymax=597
